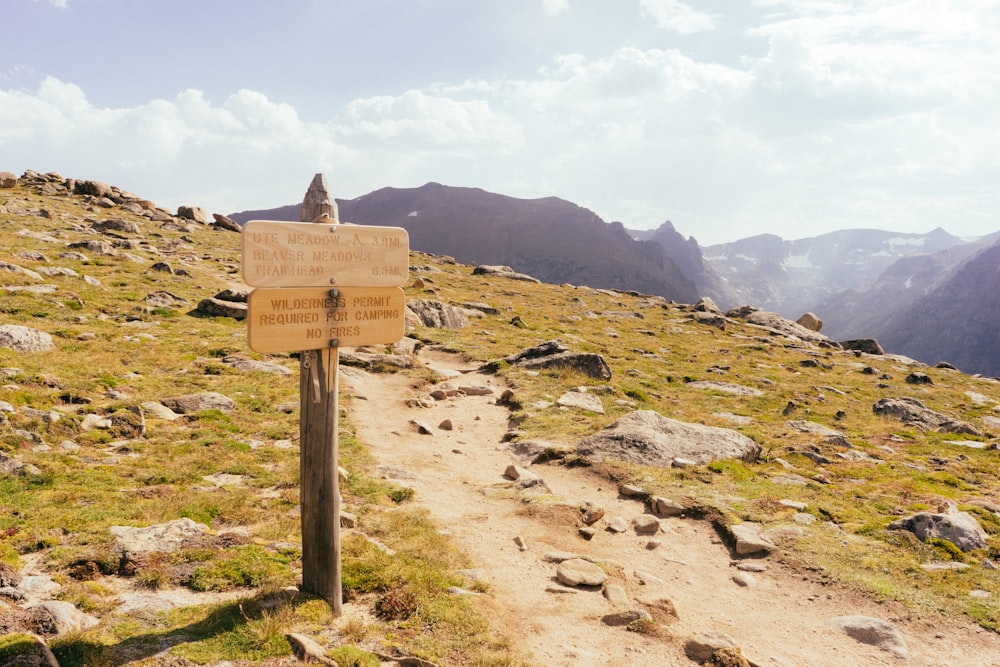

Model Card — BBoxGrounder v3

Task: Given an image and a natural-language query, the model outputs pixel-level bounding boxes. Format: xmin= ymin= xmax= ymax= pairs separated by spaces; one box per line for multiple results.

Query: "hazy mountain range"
xmin=231 ymin=183 xmax=1000 ymax=377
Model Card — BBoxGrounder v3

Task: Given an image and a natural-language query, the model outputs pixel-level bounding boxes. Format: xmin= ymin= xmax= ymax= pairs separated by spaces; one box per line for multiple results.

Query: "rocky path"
xmin=342 ymin=347 xmax=1000 ymax=666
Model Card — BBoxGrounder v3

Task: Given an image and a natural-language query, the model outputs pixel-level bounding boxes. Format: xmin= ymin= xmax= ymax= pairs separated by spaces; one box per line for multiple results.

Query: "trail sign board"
xmin=242 ymin=220 xmax=409 ymax=288
xmin=247 ymin=286 xmax=405 ymax=353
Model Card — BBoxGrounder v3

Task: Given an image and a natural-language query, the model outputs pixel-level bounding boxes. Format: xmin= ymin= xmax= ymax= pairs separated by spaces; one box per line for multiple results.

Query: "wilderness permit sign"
xmin=242 ymin=220 xmax=409 ymax=287
xmin=247 ymin=286 xmax=405 ymax=353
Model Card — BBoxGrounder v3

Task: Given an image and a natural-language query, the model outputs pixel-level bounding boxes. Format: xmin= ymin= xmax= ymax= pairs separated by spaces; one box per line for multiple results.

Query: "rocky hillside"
xmin=232 ymin=183 xmax=700 ymax=304
xmin=1 ymin=170 xmax=999 ymax=665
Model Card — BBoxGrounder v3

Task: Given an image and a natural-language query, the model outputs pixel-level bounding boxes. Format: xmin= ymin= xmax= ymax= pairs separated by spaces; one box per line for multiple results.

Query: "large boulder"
xmin=483 ymin=339 xmax=612 ymax=380
xmin=73 ymin=179 xmax=113 ymax=198
xmin=0 ymin=325 xmax=55 ymax=353
xmin=872 ymin=397 xmax=983 ymax=436
xmin=160 ymin=392 xmax=236 ymax=414
xmin=472 ymin=265 xmax=541 ymax=283
xmin=576 ymin=410 xmax=761 ymax=467
xmin=406 ymin=299 xmax=469 ymax=329
xmin=212 ymin=213 xmax=242 ymax=232
xmin=726 ymin=306 xmax=831 ymax=344
xmin=177 ymin=205 xmax=208 ymax=223
xmin=197 ymin=297 xmax=248 ymax=320
xmin=888 ymin=503 xmax=988 ymax=552
xmin=0 ymin=171 xmax=16 ymax=188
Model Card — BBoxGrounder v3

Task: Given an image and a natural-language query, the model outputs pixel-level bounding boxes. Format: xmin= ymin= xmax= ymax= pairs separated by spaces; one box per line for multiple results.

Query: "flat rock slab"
xmin=556 ymin=558 xmax=608 ymax=587
xmin=0 ymin=325 xmax=55 ymax=353
xmin=686 ymin=381 xmax=762 ymax=397
xmin=576 ymin=409 xmax=761 ymax=467
xmin=557 ymin=391 xmax=605 ymax=414
xmin=829 ymin=615 xmax=908 ymax=659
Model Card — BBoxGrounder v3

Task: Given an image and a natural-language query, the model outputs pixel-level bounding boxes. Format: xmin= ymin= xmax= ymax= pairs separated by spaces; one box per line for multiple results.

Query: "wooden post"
xmin=298 ymin=173 xmax=342 ymax=613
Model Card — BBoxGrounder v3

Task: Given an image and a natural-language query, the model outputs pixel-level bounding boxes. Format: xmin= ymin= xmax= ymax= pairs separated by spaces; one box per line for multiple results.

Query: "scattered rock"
xmin=603 ymin=583 xmax=629 ymax=606
xmin=111 ymin=518 xmax=210 ymax=555
xmin=650 ymin=496 xmax=684 ymax=517
xmin=0 ymin=171 xmax=16 ymax=188
xmin=873 ymin=397 xmax=983 ymax=435
xmin=223 ymin=356 xmax=292 ymax=375
xmin=286 ymin=632 xmax=337 ymax=666
xmin=829 ymin=615 xmax=907 ymax=659
xmin=905 ymin=372 xmax=933 ymax=385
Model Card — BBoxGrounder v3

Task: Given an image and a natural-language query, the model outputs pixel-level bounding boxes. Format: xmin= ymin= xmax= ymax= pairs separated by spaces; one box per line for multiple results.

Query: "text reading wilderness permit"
xmin=247 ymin=286 xmax=405 ymax=353
xmin=241 ymin=220 xmax=409 ymax=288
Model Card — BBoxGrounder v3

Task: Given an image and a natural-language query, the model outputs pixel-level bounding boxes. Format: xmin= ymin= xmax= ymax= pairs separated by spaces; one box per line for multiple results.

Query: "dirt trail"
xmin=342 ymin=347 xmax=1000 ymax=667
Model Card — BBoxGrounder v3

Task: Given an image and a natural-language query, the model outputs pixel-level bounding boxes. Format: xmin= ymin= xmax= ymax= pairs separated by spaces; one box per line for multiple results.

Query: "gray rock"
xmin=684 ymin=631 xmax=740 ymax=662
xmin=197 ymin=297 xmax=248 ymax=320
xmin=796 ymin=312 xmax=823 ymax=332
xmin=223 ymin=356 xmax=292 ymax=375
xmin=111 ymin=518 xmax=210 ymax=555
xmin=34 ymin=600 xmax=99 ymax=634
xmin=888 ymin=503 xmax=988 ymax=552
xmin=92 ymin=218 xmax=140 ymax=234
xmin=601 ymin=609 xmax=652 ymax=626
xmin=556 ymin=558 xmax=608 ymax=587
xmin=841 ymin=338 xmax=885 ymax=355
xmin=286 ymin=632 xmax=337 ymax=666
xmin=685 ymin=381 xmax=762 ymax=396
xmin=785 ymin=420 xmax=843 ymax=438
xmin=177 ymin=205 xmax=208 ymax=222
xmin=603 ymin=583 xmax=629 ymax=606
xmin=727 ymin=307 xmax=831 ymax=343
xmin=650 ymin=496 xmax=685 ymax=517
xmin=873 ymin=397 xmax=983 ymax=436
xmin=160 ymin=391 xmax=236 ymax=414
xmin=632 ymin=515 xmax=661 ymax=535
xmin=517 ymin=351 xmax=612 ymax=380
xmin=212 ymin=213 xmax=242 ymax=232
xmin=829 ymin=615 xmax=908 ymax=658
xmin=0 ymin=261 xmax=44 ymax=281
xmin=556 ymin=391 xmax=605 ymax=414
xmin=406 ymin=299 xmax=470 ymax=329
xmin=575 ymin=410 xmax=760 ymax=467
xmin=0 ymin=325 xmax=55 ymax=353
xmin=472 ymin=264 xmax=540 ymax=282
xmin=730 ymin=522 xmax=776 ymax=555
xmin=0 ymin=171 xmax=16 ymax=188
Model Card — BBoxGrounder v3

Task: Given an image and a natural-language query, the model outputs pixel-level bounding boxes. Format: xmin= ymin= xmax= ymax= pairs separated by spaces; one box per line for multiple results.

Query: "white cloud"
xmin=33 ymin=0 xmax=67 ymax=7
xmin=640 ymin=0 xmax=715 ymax=34
xmin=541 ymin=0 xmax=569 ymax=16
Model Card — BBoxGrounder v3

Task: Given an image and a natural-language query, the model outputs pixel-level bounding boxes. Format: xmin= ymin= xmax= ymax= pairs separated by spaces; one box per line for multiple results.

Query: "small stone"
xmin=410 ymin=419 xmax=435 ymax=435
xmin=632 ymin=515 xmax=661 ymax=535
xmin=438 ymin=418 xmax=454 ymax=430
xmin=606 ymin=517 xmax=629 ymax=533
xmin=732 ymin=572 xmax=756 ymax=587
xmin=650 ymin=496 xmax=684 ymax=517
xmin=579 ymin=526 xmax=596 ymax=540
xmin=601 ymin=609 xmax=652 ymax=626
xmin=513 ymin=535 xmax=527 ymax=551
xmin=580 ymin=503 xmax=605 ymax=525
xmin=730 ymin=523 xmax=775 ymax=555
xmin=603 ymin=583 xmax=629 ymax=607
xmin=619 ymin=484 xmax=645 ymax=497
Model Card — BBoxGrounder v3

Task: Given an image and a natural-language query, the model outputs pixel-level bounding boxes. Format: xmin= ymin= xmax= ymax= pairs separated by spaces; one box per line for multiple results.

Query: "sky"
xmin=2 ymin=0 xmax=999 ymax=246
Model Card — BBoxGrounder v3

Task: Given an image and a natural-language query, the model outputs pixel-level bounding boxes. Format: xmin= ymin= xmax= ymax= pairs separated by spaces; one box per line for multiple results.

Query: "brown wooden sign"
xmin=247 ymin=286 xmax=405 ymax=353
xmin=242 ymin=220 xmax=409 ymax=288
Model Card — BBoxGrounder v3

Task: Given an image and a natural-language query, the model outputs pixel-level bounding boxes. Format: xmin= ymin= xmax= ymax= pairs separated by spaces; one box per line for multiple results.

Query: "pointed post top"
xmin=301 ymin=173 xmax=339 ymax=223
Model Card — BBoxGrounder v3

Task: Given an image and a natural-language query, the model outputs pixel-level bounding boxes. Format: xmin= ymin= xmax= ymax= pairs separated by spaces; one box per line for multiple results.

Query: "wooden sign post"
xmin=241 ymin=174 xmax=409 ymax=613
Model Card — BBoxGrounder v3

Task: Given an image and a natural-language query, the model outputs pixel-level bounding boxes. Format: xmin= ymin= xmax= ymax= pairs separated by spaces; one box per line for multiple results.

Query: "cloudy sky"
xmin=2 ymin=0 xmax=998 ymax=245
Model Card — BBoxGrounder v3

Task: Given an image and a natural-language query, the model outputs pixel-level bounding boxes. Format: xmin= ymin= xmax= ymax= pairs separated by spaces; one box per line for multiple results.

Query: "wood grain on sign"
xmin=241 ymin=220 xmax=409 ymax=288
xmin=247 ymin=286 xmax=405 ymax=353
